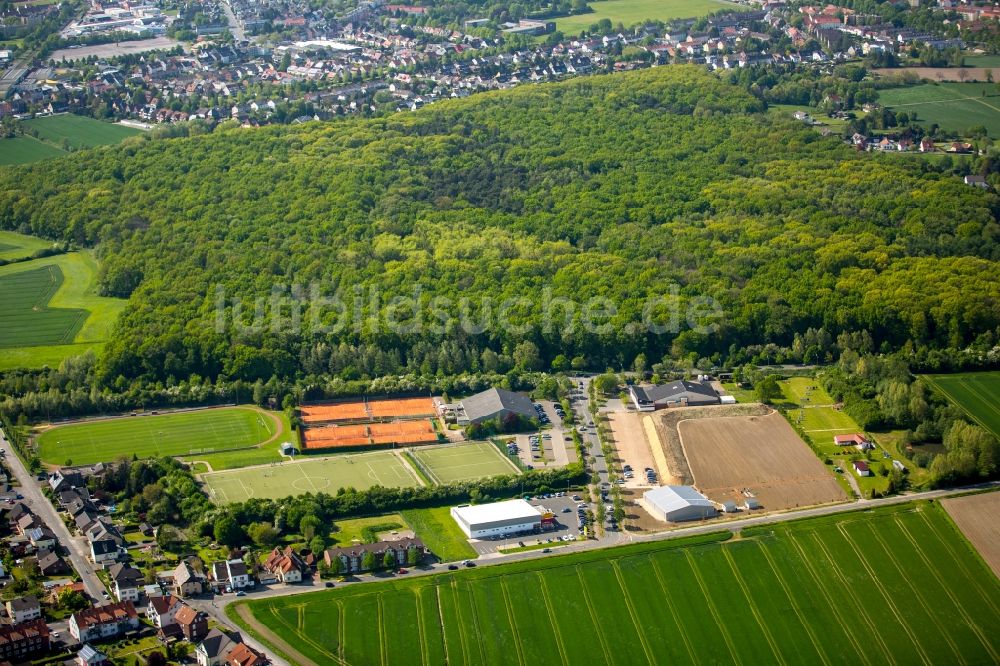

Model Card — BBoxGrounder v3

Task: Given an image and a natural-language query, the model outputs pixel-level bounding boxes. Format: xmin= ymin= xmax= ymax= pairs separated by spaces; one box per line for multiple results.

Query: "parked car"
xmin=448 ymin=564 xmax=459 ymax=570
xmin=235 ymin=591 xmax=246 ymax=597
xmin=325 ymin=582 xmax=335 ymax=588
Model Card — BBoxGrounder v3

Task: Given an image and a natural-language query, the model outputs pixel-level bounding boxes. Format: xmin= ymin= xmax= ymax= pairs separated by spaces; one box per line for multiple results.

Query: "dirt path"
xmin=233 ymin=603 xmax=318 ymax=666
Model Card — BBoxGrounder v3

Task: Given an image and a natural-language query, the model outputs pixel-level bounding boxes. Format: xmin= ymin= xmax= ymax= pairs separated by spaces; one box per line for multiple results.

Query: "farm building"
xmin=450 ymin=499 xmax=542 ymax=538
xmin=744 ymin=497 xmax=761 ymax=510
xmin=853 ymin=460 xmax=871 ymax=477
xmin=721 ymin=500 xmax=738 ymax=513
xmin=642 ymin=486 xmax=718 ymax=522
xmin=628 ymin=381 xmax=720 ymax=411
xmin=833 ymin=433 xmax=873 ymax=451
xmin=455 ymin=388 xmax=536 ymax=426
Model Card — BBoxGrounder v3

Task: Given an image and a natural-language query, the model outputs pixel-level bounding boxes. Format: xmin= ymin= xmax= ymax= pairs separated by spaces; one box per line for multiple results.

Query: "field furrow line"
xmin=647 ymin=555 xmax=699 ymax=665
xmin=786 ymin=533 xmax=878 ymax=664
xmin=413 ymin=589 xmax=430 ymax=666
xmin=338 ymin=600 xmax=346 ymax=664
xmin=536 ymin=574 xmax=570 ymax=666
xmin=498 ymin=577 xmax=527 ymax=666
xmin=574 ymin=567 xmax=615 ymax=665
xmin=832 ymin=524 xmax=932 ymax=665
xmin=868 ymin=517 xmax=976 ymax=664
xmin=882 ymin=519 xmax=987 ymax=663
xmin=377 ymin=593 xmax=387 ymax=666
xmin=609 ymin=560 xmax=657 ymax=665
xmin=297 ymin=604 xmax=304 ymax=631
xmin=434 ymin=585 xmax=452 ymax=666
xmin=683 ymin=551 xmax=741 ymax=665
xmin=456 ymin=580 xmax=488 ymax=664
xmin=720 ymin=547 xmax=786 ymax=666
xmin=755 ymin=542 xmax=831 ymax=666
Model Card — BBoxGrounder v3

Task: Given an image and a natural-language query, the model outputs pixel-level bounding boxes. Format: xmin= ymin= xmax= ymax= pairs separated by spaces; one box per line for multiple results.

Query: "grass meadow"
xmin=925 ymin=371 xmax=1000 ymax=439
xmin=0 ymin=251 xmax=126 ymax=371
xmin=0 ymin=136 xmax=66 ymax=165
xmin=36 ymin=406 xmax=281 ymax=465
xmin=0 ymin=230 xmax=57 ymax=261
xmin=879 ymin=82 xmax=1000 ymax=136
xmin=401 ymin=506 xmax=478 ymax=561
xmin=233 ymin=501 xmax=1000 ymax=666
xmin=23 ymin=114 xmax=141 ymax=150
xmin=556 ymin=0 xmax=737 ymax=33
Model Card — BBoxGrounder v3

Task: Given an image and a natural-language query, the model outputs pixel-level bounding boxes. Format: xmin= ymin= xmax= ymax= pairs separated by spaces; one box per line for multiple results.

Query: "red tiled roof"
xmin=73 ymin=601 xmax=138 ymax=629
xmin=0 ymin=619 xmax=49 ymax=646
xmin=226 ymin=642 xmax=266 ymax=666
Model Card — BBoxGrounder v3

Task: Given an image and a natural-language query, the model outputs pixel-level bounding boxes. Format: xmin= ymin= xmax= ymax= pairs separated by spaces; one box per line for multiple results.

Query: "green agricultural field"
xmin=410 ymin=441 xmax=521 ymax=485
xmin=0 ymin=264 xmax=87 ymax=347
xmin=24 ymin=114 xmax=141 ymax=150
xmin=556 ymin=0 xmax=737 ymax=33
xmin=201 ymin=450 xmax=423 ymax=503
xmin=233 ymin=502 xmax=1000 ymax=666
xmin=879 ymin=83 xmax=1000 ymax=136
xmin=965 ymin=55 xmax=1000 ymax=68
xmin=401 ymin=506 xmax=478 ymax=562
xmin=36 ymin=406 xmax=282 ymax=466
xmin=926 ymin=371 xmax=1000 ymax=439
xmin=0 ymin=136 xmax=66 ymax=165
xmin=0 ymin=230 xmax=57 ymax=261
xmin=0 ymin=251 xmax=127 ymax=371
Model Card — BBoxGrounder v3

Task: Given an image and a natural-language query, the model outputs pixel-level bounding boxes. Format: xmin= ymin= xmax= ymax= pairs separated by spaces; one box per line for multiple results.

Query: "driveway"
xmin=0 ymin=427 xmax=106 ymax=601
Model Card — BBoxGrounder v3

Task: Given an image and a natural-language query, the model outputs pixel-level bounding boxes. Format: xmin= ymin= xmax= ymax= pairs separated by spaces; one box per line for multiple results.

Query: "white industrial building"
xmin=451 ymin=499 xmax=542 ymax=538
xmin=642 ymin=485 xmax=717 ymax=522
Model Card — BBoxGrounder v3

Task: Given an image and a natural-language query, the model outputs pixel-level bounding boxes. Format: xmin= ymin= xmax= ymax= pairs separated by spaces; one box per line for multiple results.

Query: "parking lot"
xmin=469 ymin=495 xmax=590 ymax=554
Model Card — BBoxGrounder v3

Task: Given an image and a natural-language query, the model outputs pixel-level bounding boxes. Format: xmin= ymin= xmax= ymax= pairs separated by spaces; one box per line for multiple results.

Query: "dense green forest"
xmin=0 ymin=66 xmax=998 ymax=388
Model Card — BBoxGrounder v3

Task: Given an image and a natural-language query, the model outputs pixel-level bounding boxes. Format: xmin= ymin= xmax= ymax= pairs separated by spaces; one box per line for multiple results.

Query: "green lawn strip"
xmin=0 ymin=135 xmax=66 ymax=165
xmin=417 ymin=586 xmax=447 ymax=666
xmin=400 ymin=507 xmax=477 ymax=562
xmin=342 ymin=594 xmax=382 ymax=665
xmin=0 ymin=230 xmax=55 ymax=261
xmin=25 ymin=114 xmax=141 ymax=150
xmin=924 ymin=372 xmax=1000 ymax=438
xmin=0 ymin=342 xmax=106 ymax=371
xmin=380 ymin=589 xmax=422 ymax=664
xmin=689 ymin=547 xmax=779 ymax=664
xmin=182 ymin=443 xmax=284 ymax=471
xmin=806 ymin=526 xmax=926 ymax=663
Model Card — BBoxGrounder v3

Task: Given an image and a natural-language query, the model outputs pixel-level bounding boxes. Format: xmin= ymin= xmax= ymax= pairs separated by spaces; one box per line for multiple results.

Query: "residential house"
xmin=108 ymin=563 xmax=143 ymax=602
xmin=48 ymin=581 xmax=86 ymax=605
xmin=146 ymin=594 xmax=184 ymax=630
xmin=919 ymin=137 xmax=935 ymax=153
xmin=77 ymin=643 xmax=110 ymax=666
xmin=6 ymin=596 xmax=41 ymax=624
xmin=0 ymin=619 xmax=50 ymax=661
xmin=90 ymin=539 xmax=120 ymax=564
xmin=965 ymin=175 xmax=989 ymax=189
xmin=175 ymin=605 xmax=209 ymax=643
xmin=69 ymin=601 xmax=140 ymax=642
xmin=172 ymin=560 xmax=205 ymax=597
xmin=196 ymin=628 xmax=237 ymax=666
xmin=27 ymin=526 xmax=57 ymax=550
xmin=211 ymin=559 xmax=250 ymax=591
xmin=48 ymin=469 xmax=84 ymax=493
xmin=37 ymin=549 xmax=70 ymax=576
xmin=324 ymin=538 xmax=426 ymax=574
xmin=226 ymin=642 xmax=267 ymax=666
xmin=853 ymin=460 xmax=872 ymax=477
xmin=833 ymin=433 xmax=872 ymax=450
xmin=262 ymin=547 xmax=304 ymax=584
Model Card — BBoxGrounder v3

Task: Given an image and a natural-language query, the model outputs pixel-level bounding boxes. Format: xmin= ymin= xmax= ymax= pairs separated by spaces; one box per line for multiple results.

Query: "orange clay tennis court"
xmin=370 ymin=420 xmax=437 ymax=444
xmin=303 ymin=424 xmax=371 ymax=449
xmin=368 ymin=397 xmax=437 ymax=419
xmin=300 ymin=402 xmax=368 ymax=423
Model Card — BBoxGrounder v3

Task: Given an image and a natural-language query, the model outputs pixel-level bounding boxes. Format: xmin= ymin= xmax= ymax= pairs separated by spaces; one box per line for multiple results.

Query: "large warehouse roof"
xmin=459 ymin=388 xmax=535 ymax=423
xmin=644 ymin=485 xmax=715 ymax=513
xmin=452 ymin=499 xmax=541 ymax=525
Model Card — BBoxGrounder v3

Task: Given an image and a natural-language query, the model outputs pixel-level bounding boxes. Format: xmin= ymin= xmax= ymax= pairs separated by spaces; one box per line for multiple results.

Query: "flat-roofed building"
xmin=450 ymin=499 xmax=542 ymax=538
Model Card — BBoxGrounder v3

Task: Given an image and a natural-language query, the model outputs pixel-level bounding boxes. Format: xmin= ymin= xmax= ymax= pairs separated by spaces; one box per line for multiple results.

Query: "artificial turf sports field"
xmin=410 ymin=441 xmax=520 ymax=484
xmin=925 ymin=371 xmax=1000 ymax=439
xmin=36 ymin=406 xmax=278 ymax=465
xmin=234 ymin=501 xmax=1000 ymax=666
xmin=201 ymin=450 xmax=423 ymax=503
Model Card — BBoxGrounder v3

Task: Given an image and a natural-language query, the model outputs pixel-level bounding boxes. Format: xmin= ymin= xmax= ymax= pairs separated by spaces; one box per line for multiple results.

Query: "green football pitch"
xmin=201 ymin=450 xmax=423 ymax=503
xmin=36 ymin=406 xmax=279 ymax=465
xmin=926 ymin=371 xmax=1000 ymax=439
xmin=234 ymin=500 xmax=1000 ymax=666
xmin=410 ymin=441 xmax=520 ymax=484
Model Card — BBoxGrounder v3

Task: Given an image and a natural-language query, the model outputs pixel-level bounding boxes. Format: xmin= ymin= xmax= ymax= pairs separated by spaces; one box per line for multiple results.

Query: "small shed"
xmin=744 ymin=497 xmax=761 ymax=510
xmin=721 ymin=500 xmax=738 ymax=513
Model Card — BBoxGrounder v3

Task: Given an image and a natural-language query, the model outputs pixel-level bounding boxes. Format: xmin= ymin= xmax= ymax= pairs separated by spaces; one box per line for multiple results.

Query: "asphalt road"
xmin=221 ymin=1 xmax=246 ymax=42
xmin=0 ymin=428 xmax=107 ymax=601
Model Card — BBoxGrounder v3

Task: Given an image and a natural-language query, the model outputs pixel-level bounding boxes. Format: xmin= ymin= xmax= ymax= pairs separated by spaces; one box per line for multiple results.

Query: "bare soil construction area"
xmin=943 ymin=491 xmax=1000 ymax=579
xmin=677 ymin=410 xmax=846 ymax=511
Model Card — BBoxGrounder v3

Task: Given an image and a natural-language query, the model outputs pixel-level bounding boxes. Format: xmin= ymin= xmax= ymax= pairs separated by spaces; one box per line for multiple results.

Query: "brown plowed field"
xmin=678 ymin=411 xmax=846 ymax=511
xmin=942 ymin=492 xmax=1000 ymax=579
